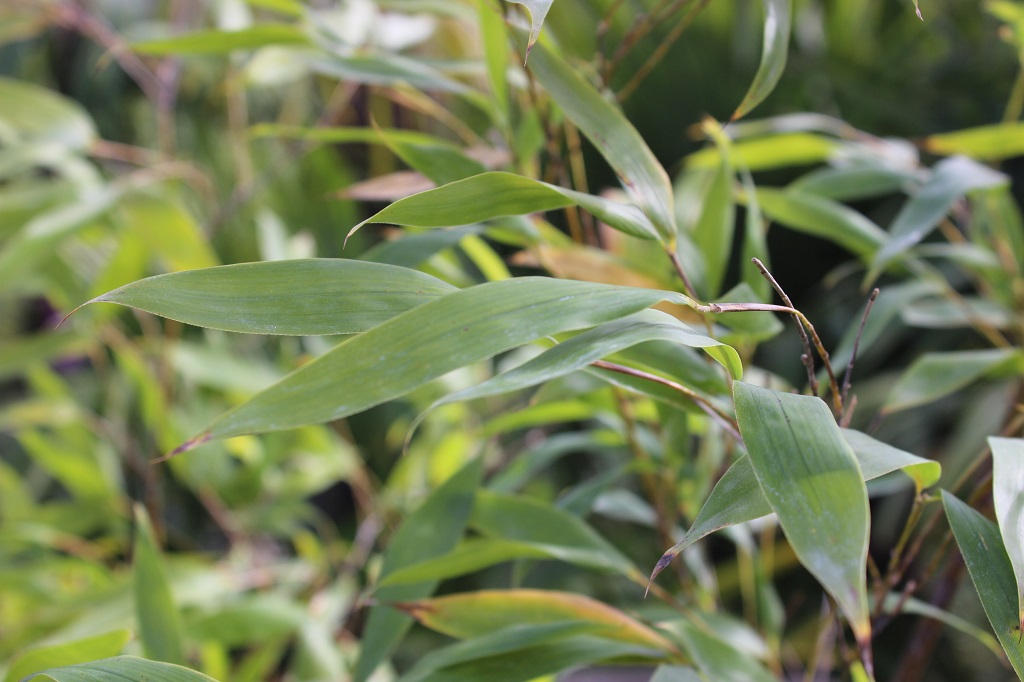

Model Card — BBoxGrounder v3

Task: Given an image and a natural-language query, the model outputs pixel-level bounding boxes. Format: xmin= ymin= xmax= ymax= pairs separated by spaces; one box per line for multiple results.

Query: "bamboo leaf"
xmin=349 ymin=172 xmax=660 ymax=241
xmin=884 ymin=348 xmax=1024 ymax=413
xmin=924 ymin=122 xmax=1024 ymax=161
xmin=686 ymin=133 xmax=835 ymax=172
xmin=692 ymin=138 xmax=735 ymax=298
xmin=0 ymin=76 xmax=96 ymax=150
xmin=754 ymin=188 xmax=886 ymax=257
xmin=23 ymin=656 xmax=218 ymax=682
xmin=733 ymin=383 xmax=870 ymax=641
xmin=673 ymin=621 xmax=776 ymax=682
xmin=479 ymin=0 xmax=511 ymax=120
xmin=355 ymin=458 xmax=483 ymax=682
xmin=175 ymin=278 xmax=693 ymax=450
xmin=133 ymin=504 xmax=186 ymax=665
xmin=732 ymin=0 xmax=792 ymax=120
xmin=652 ymin=429 xmax=938 ymax=581
xmin=84 ymin=259 xmax=456 ymax=335
xmin=789 ymin=166 xmax=919 ymax=201
xmin=526 ymin=42 xmax=676 ymax=240
xmin=870 ymin=156 xmax=1008 ymax=278
xmin=990 ymin=437 xmax=1024 ymax=640
xmin=505 ymin=0 xmax=554 ymax=60
xmin=943 ymin=491 xmax=1024 ymax=678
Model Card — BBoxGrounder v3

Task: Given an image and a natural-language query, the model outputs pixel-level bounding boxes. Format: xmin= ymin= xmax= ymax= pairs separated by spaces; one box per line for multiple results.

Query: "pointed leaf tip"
xmin=158 ymin=432 xmax=212 ymax=462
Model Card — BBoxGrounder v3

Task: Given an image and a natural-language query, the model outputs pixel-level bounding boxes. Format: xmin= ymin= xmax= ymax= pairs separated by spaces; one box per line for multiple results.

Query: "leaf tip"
xmin=157 ymin=432 xmax=212 ymax=462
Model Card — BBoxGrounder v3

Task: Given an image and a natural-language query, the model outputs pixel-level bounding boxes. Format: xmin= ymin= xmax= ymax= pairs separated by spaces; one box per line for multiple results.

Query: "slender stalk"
xmin=752 ymin=258 xmax=820 ymax=398
xmin=618 ymin=0 xmax=712 ymax=102
xmin=840 ymin=288 xmax=880 ymax=418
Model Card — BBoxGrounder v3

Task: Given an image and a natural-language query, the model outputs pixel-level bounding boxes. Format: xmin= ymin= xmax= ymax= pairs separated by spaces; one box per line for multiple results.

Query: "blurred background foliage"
xmin=1 ymin=0 xmax=1023 ymax=680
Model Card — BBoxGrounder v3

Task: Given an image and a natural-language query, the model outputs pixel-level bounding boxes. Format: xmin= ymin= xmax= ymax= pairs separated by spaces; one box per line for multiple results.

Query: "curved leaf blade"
xmin=755 ymin=188 xmax=886 ymax=257
xmin=733 ymin=383 xmax=870 ymax=642
xmin=924 ymin=122 xmax=1024 ymax=161
xmin=132 ymin=25 xmax=309 ymax=55
xmin=505 ymin=0 xmax=554 ymax=60
xmin=884 ymin=348 xmax=1024 ymax=413
xmin=943 ymin=490 xmax=1024 ymax=678
xmin=732 ymin=0 xmax=792 ymax=120
xmin=349 ymin=171 xmax=659 ymax=241
xmin=4 ymin=631 xmax=131 ymax=682
xmin=24 ymin=656 xmax=218 ymax=682
xmin=179 ymin=278 xmax=693 ymax=449
xmin=133 ymin=504 xmax=185 ymax=665
xmin=84 ymin=259 xmax=456 ymax=335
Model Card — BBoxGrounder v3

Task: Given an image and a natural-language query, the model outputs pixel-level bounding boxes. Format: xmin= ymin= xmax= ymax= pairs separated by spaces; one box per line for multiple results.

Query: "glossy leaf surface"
xmin=990 ymin=437 xmax=1024 ymax=638
xmin=733 ymin=0 xmax=792 ymax=120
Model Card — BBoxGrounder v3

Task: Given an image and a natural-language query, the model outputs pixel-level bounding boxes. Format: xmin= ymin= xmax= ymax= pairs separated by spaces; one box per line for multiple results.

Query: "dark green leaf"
xmin=133 ymin=505 xmax=186 ymax=664
xmin=732 ymin=0 xmax=792 ymax=120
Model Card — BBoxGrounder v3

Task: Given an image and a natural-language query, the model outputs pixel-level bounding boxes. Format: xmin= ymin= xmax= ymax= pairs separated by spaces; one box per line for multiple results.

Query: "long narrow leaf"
xmin=990 ymin=437 xmax=1024 ymax=639
xmin=83 ymin=259 xmax=456 ymax=335
xmin=133 ymin=505 xmax=185 ymax=665
xmin=175 ymin=278 xmax=694 ymax=451
xmin=884 ymin=348 xmax=1024 ymax=413
xmin=24 ymin=657 xmax=217 ymax=682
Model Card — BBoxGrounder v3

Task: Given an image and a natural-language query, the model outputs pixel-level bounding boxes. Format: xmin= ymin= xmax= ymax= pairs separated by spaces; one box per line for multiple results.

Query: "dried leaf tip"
xmin=155 ymin=432 xmax=212 ymax=463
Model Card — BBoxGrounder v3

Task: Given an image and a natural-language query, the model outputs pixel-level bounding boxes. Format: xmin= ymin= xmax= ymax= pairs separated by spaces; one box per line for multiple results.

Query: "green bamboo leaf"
xmin=884 ymin=348 xmax=1024 ymax=413
xmin=943 ymin=490 xmax=1024 ymax=677
xmin=650 ymin=666 xmax=703 ymax=682
xmin=734 ymin=383 xmax=870 ymax=642
xmin=692 ymin=140 xmax=735 ymax=298
xmin=23 ymin=656 xmax=218 ymax=682
xmin=372 ymin=125 xmax=486 ymax=185
xmin=425 ymin=310 xmax=740 ymax=410
xmin=739 ymin=171 xmax=771 ymax=300
xmin=0 ymin=76 xmax=96 ymax=150
xmin=349 ymin=171 xmax=660 ymax=241
xmin=900 ymin=297 xmax=1012 ymax=331
xmin=308 ymin=54 xmax=483 ymax=101
xmin=505 ymin=0 xmax=554 ymax=60
xmin=173 ymin=279 xmax=693 ymax=451
xmin=990 ymin=437 xmax=1024 ymax=638
xmin=132 ymin=25 xmax=310 ymax=55
xmin=83 ymin=259 xmax=455 ymax=335
xmin=754 ymin=187 xmax=886 ymax=257
xmin=870 ymin=156 xmax=1008 ymax=278
xmin=362 ymin=226 xmax=483 ymax=268
xmin=526 ymin=41 xmax=676 ymax=240
xmin=250 ymin=123 xmax=442 ymax=146
xmin=924 ymin=122 xmax=1024 ymax=161
xmin=652 ymin=429 xmax=938 ymax=581
xmin=732 ymin=0 xmax=792 ymax=120
xmin=378 ymin=538 xmax=566 ymax=586
xmin=881 ymin=593 xmax=1001 ymax=657
xmin=4 ymin=631 xmax=131 ymax=682
xmin=355 ymin=458 xmax=483 ymax=682
xmin=133 ymin=504 xmax=186 ymax=665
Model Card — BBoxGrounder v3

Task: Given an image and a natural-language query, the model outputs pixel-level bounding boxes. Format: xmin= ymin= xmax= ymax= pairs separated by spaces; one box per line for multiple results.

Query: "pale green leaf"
xmin=692 ymin=149 xmax=735 ymax=298
xmin=943 ymin=491 xmax=1024 ymax=678
xmin=754 ymin=188 xmax=885 ymax=257
xmin=732 ymin=0 xmax=792 ymax=120
xmin=789 ymin=166 xmax=919 ymax=201
xmin=674 ymin=621 xmax=776 ymax=682
xmin=355 ymin=458 xmax=483 ymax=682
xmin=925 ymin=122 xmax=1024 ymax=161
xmin=686 ymin=133 xmax=836 ymax=172
xmin=23 ymin=656 xmax=218 ymax=682
xmin=0 ymin=76 xmax=95 ymax=149
xmin=84 ymin=259 xmax=455 ymax=335
xmin=990 ymin=437 xmax=1024 ymax=637
xmin=506 ymin=0 xmax=554 ymax=60
xmin=478 ymin=0 xmax=511 ymax=120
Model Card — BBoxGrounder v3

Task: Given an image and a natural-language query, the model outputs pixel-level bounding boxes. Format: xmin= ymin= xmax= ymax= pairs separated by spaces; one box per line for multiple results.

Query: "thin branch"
xmin=752 ymin=257 xmax=820 ymax=397
xmin=840 ymin=288 xmax=880 ymax=414
xmin=591 ymin=360 xmax=741 ymax=442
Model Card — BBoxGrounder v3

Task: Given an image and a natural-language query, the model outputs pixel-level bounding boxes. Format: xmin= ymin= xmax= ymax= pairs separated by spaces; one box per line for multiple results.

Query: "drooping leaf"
xmin=990 ymin=437 xmax=1024 ymax=639
xmin=4 ymin=630 xmax=131 ymax=682
xmin=733 ymin=383 xmax=870 ymax=642
xmin=943 ymin=491 xmax=1024 ymax=678
xmin=133 ymin=504 xmax=186 ymax=665
xmin=176 ymin=278 xmax=694 ymax=450
xmin=924 ymin=122 xmax=1024 ymax=161
xmin=132 ymin=25 xmax=309 ymax=54
xmin=789 ymin=166 xmax=919 ymax=201
xmin=652 ymin=429 xmax=939 ymax=577
xmin=732 ymin=0 xmax=792 ymax=120
xmin=526 ymin=41 xmax=676 ymax=240
xmin=505 ymin=0 xmax=554 ymax=60
xmin=884 ymin=348 xmax=1024 ymax=413
xmin=692 ymin=132 xmax=735 ymax=298
xmin=673 ymin=620 xmax=776 ymax=682
xmin=355 ymin=458 xmax=483 ymax=682
xmin=349 ymin=171 xmax=660 ymax=241
xmin=870 ymin=156 xmax=1008 ymax=278
xmin=880 ymin=593 xmax=1001 ymax=658
xmin=649 ymin=666 xmax=704 ymax=682
xmin=22 ymin=656 xmax=218 ymax=682
xmin=83 ymin=259 xmax=456 ymax=335
xmin=686 ymin=133 xmax=836 ymax=172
